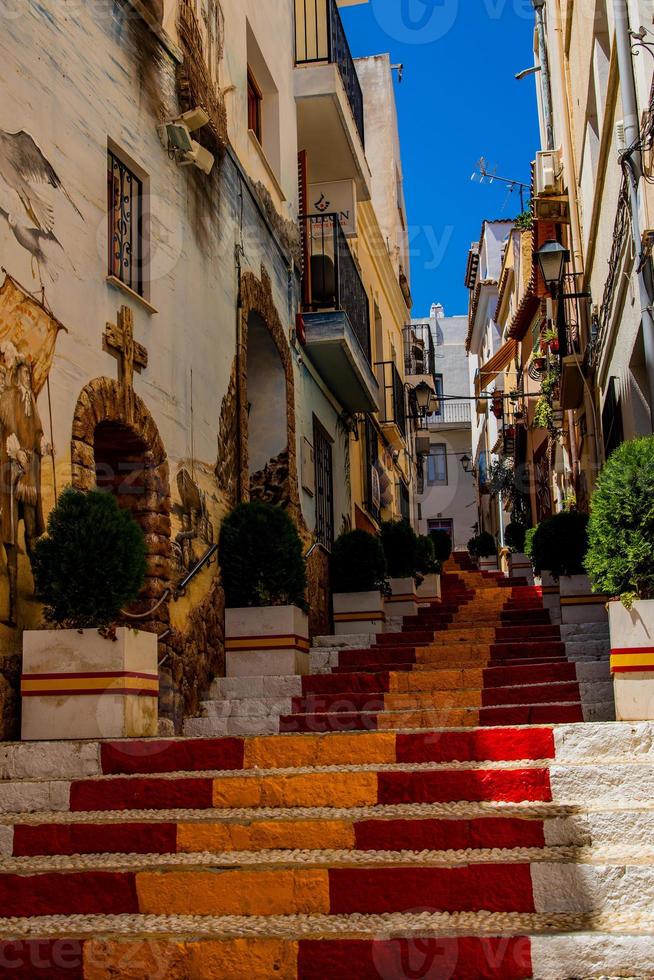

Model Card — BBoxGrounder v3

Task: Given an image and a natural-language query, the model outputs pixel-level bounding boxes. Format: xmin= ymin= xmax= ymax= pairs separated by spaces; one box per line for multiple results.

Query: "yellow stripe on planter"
xmin=560 ymin=595 xmax=609 ymax=605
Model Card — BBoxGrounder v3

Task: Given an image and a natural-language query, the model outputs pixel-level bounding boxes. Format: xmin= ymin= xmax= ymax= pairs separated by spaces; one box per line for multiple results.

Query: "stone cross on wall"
xmin=104 ymin=305 xmax=148 ymax=422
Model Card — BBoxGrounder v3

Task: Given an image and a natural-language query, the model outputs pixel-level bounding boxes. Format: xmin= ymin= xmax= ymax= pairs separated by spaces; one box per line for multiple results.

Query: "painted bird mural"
xmin=0 ymin=129 xmax=83 ymax=286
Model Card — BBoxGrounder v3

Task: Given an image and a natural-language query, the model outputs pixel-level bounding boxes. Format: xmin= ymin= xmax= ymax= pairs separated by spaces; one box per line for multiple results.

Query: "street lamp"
xmin=460 ymin=454 xmax=473 ymax=474
xmin=413 ymin=381 xmax=433 ymax=413
xmin=534 ymin=240 xmax=569 ymax=297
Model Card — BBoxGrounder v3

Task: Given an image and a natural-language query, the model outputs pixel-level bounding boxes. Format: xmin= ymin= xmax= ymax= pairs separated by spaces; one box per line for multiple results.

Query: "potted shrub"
xmin=474 ymin=531 xmax=498 ymax=572
xmin=504 ymin=520 xmax=533 ymax=582
xmin=531 ymin=511 xmax=604 ymax=625
xmin=331 ymin=530 xmax=388 ymax=635
xmin=23 ymin=488 xmax=154 ymax=741
xmin=586 ymin=437 xmax=654 ymax=719
xmin=416 ymin=534 xmax=441 ymax=604
xmin=219 ymin=502 xmax=308 ymax=677
xmin=381 ymin=520 xmax=420 ymax=617
xmin=430 ymin=529 xmax=453 ymax=565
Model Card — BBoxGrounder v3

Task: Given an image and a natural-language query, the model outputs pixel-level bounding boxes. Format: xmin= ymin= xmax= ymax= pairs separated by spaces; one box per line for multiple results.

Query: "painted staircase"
xmin=1 ymin=557 xmax=654 ymax=976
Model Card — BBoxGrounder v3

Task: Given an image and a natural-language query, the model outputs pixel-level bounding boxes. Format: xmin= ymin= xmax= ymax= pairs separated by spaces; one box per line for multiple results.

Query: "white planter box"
xmin=386 ymin=577 xmax=418 ymax=619
xmin=225 ymin=605 xmax=309 ymax=677
xmin=333 ymin=591 xmax=385 ymax=636
xmin=609 ymin=599 xmax=654 ymax=721
xmin=509 ymin=553 xmax=534 ymax=585
xmin=537 ymin=571 xmax=561 ymax=624
xmin=21 ymin=627 xmax=158 ymax=741
xmin=416 ymin=573 xmax=441 ymax=606
xmin=560 ymin=574 xmax=608 ymax=625
xmin=479 ymin=556 xmax=499 ymax=572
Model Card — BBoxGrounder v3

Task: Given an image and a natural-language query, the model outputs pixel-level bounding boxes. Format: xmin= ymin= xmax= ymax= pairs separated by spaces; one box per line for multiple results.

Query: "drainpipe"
xmin=612 ymin=0 xmax=654 ymax=423
xmin=532 ymin=0 xmax=555 ymax=151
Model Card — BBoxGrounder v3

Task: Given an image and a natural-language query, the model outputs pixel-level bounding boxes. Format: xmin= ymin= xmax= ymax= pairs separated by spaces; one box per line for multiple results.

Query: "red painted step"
xmin=297 ymin=937 xmax=533 ymax=980
xmin=70 ymin=777 xmax=214 ymax=812
xmin=395 ymin=728 xmax=555 ymax=763
xmin=13 ymin=821 xmax=179 ymax=857
xmin=280 ymin=712 xmax=378 ymax=733
xmin=301 ymin=672 xmax=391 ymax=696
xmin=0 ymin=871 xmax=139 ymax=916
xmin=100 ymin=738 xmax=245 ymax=776
xmin=328 ymin=864 xmax=535 ymax=913
xmin=482 ymin=681 xmax=581 ymax=708
xmin=0 ymin=941 xmax=85 ymax=979
xmin=377 ymin=768 xmax=551 ymax=805
xmin=482 ymin=662 xmax=577 ymax=686
xmin=480 ymin=704 xmax=584 ymax=725
xmin=353 ymin=815 xmax=546 ymax=850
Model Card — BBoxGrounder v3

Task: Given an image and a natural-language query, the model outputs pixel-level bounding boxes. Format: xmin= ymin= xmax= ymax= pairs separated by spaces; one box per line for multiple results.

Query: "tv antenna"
xmin=471 ymin=157 xmax=529 ymax=211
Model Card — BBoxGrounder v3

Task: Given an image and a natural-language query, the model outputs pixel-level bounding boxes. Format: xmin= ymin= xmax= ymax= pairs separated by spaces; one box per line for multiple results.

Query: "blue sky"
xmin=340 ymin=0 xmax=541 ymax=318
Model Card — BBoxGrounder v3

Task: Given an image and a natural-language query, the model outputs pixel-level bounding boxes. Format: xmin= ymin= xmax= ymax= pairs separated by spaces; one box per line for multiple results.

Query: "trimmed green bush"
xmin=531 ymin=511 xmax=589 ymax=579
xmin=219 ymin=502 xmax=307 ymax=608
xmin=381 ymin=520 xmax=419 ymax=578
xmin=586 ymin=435 xmax=654 ymax=606
xmin=416 ymin=535 xmax=439 ymax=576
xmin=505 ymin=521 xmax=527 ymax=553
xmin=32 ymin=487 xmax=147 ymax=629
xmin=468 ymin=532 xmax=497 ymax=558
xmin=331 ymin=530 xmax=387 ymax=593
xmin=524 ymin=527 xmax=538 ymax=559
xmin=429 ymin=529 xmax=452 ymax=564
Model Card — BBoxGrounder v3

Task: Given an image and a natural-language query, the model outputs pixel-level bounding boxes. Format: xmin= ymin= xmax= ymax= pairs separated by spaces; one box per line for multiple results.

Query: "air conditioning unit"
xmin=535 ymin=149 xmax=563 ymax=196
xmin=534 ymin=194 xmax=570 ymax=224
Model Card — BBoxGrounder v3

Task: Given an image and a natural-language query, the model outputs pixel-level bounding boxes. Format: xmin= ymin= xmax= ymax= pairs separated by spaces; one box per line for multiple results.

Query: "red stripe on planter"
xmin=354 ymin=816 xmax=545 ymax=851
xmin=69 ymin=777 xmax=214 ymax=812
xmin=377 ymin=768 xmax=552 ymax=805
xmin=100 ymin=738 xmax=245 ymax=775
xmin=328 ymin=865 xmax=535 ymax=914
xmin=0 ymin=871 xmax=139 ymax=916
xmin=0 ymin=940 xmax=85 ymax=978
xmin=12 ymin=822 xmax=178 ymax=857
xmin=396 ymin=728 xmax=555 ymax=764
xmin=298 ymin=937 xmax=533 ymax=980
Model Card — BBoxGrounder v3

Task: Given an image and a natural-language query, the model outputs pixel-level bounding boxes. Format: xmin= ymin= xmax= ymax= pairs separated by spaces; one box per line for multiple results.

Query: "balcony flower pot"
xmin=386 ymin=577 xmax=419 ymax=618
xmin=559 ymin=573 xmax=609 ymax=625
xmin=534 ymin=356 xmax=548 ymax=373
xmin=333 ymin=591 xmax=385 ymax=636
xmin=608 ymin=600 xmax=654 ymax=721
xmin=509 ymin=552 xmax=535 ymax=585
xmin=225 ymin=605 xmax=309 ymax=677
xmin=21 ymin=627 xmax=158 ymax=741
xmin=548 ymin=338 xmax=560 ymax=354
xmin=416 ymin=573 xmax=441 ymax=606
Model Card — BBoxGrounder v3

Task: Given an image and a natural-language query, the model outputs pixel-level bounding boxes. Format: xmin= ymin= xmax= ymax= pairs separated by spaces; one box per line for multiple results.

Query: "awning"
xmin=475 ymin=338 xmax=519 ymax=398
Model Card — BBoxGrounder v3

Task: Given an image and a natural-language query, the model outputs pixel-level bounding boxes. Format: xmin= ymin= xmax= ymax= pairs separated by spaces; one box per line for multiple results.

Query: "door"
xmin=313 ymin=416 xmax=334 ymax=549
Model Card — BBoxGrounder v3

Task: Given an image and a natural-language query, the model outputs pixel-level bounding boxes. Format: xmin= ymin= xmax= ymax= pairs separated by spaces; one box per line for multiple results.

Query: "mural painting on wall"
xmin=0 ymin=273 xmax=65 ymax=625
xmin=0 ymin=129 xmax=83 ymax=287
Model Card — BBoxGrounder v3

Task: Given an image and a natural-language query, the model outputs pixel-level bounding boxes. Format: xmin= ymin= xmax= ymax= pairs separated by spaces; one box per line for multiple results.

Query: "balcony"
xmin=557 ymin=272 xmax=592 ymax=410
xmin=377 ymin=360 xmax=407 ymax=446
xmin=404 ymin=322 xmax=436 ymax=382
xmin=300 ymin=213 xmax=377 ymax=413
xmin=428 ymin=400 xmax=472 ymax=429
xmin=294 ymin=0 xmax=371 ymax=200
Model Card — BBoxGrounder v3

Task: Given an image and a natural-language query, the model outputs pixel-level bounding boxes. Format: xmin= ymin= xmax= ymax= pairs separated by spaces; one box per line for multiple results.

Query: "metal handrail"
xmin=173 ymin=543 xmax=219 ymax=599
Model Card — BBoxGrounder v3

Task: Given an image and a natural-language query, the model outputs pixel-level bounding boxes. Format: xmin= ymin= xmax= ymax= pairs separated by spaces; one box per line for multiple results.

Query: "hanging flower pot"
xmin=505 ymin=425 xmax=516 ymax=439
xmin=534 ymin=355 xmax=548 ymax=372
xmin=549 ymin=338 xmax=560 ymax=354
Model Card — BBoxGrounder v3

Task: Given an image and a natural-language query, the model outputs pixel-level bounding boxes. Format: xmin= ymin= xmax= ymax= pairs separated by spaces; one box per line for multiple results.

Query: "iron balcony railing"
xmin=301 ymin=212 xmax=371 ymax=363
xmin=294 ymin=0 xmax=365 ymax=147
xmin=429 ymin=401 xmax=471 ymax=426
xmin=404 ymin=322 xmax=436 ymax=378
xmin=377 ymin=360 xmax=407 ymax=440
xmin=558 ymin=271 xmax=592 ymax=360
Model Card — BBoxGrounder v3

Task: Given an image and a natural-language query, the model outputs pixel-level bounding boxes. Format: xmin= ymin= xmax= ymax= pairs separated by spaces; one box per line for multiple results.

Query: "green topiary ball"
xmin=505 ymin=521 xmax=527 ymax=553
xmin=586 ymin=435 xmax=654 ymax=605
xmin=380 ymin=520 xmax=419 ymax=578
xmin=219 ymin=501 xmax=307 ymax=609
xmin=475 ymin=531 xmax=497 ymax=558
xmin=531 ymin=511 xmax=588 ymax=578
xmin=416 ymin=534 xmax=438 ymax=575
xmin=32 ymin=487 xmax=147 ymax=629
xmin=331 ymin=530 xmax=387 ymax=593
xmin=429 ymin=529 xmax=452 ymax=564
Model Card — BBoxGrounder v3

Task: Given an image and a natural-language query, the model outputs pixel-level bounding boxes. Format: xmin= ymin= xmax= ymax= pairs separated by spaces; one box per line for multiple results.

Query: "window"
xmin=428 ymin=518 xmax=453 ymax=539
xmin=313 ymin=417 xmax=334 ymax=548
xmin=247 ymin=68 xmax=263 ymax=142
xmin=433 ymin=374 xmax=444 ymax=418
xmin=107 ymin=149 xmax=145 ymax=296
xmin=427 ymin=444 xmax=448 ymax=485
